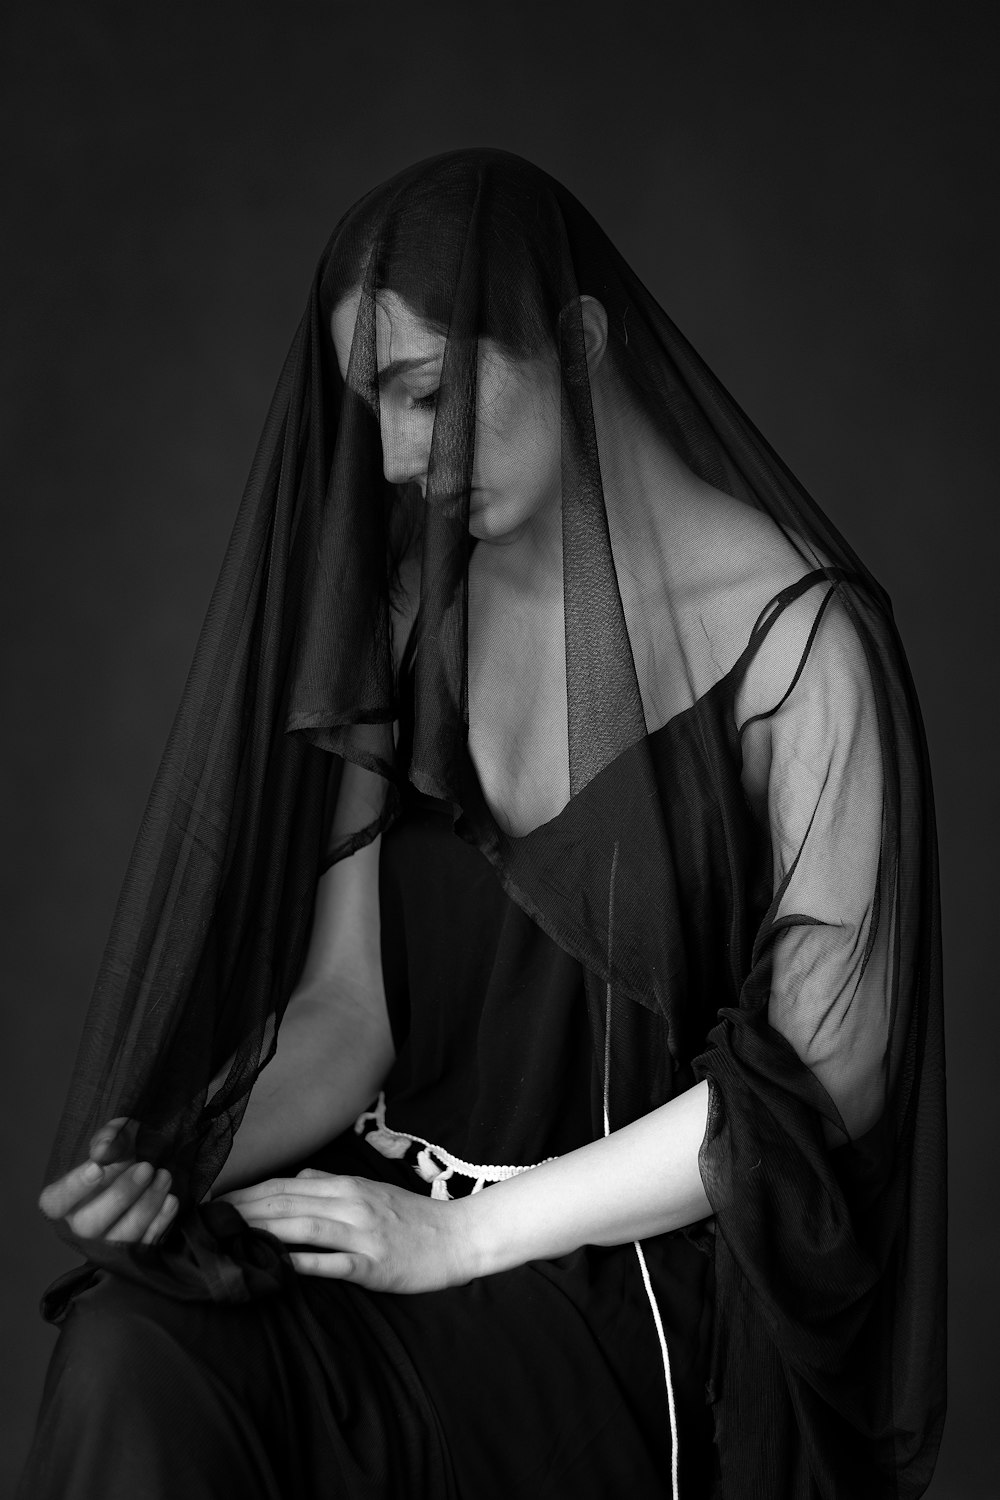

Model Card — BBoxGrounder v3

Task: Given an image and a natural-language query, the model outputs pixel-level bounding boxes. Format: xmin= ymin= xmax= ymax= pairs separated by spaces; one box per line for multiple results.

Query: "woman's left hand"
xmin=217 ymin=1170 xmax=477 ymax=1293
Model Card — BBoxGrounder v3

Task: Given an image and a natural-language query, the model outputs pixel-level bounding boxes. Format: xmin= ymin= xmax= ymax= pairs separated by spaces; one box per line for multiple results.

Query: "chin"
xmin=466 ymin=492 xmax=540 ymax=544
xmin=467 ymin=510 xmax=498 ymax=541
xmin=466 ymin=494 xmax=500 ymax=541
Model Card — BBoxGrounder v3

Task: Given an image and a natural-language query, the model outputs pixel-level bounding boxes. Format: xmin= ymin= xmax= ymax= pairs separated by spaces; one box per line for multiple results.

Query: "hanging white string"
xmin=603 ymin=842 xmax=680 ymax=1500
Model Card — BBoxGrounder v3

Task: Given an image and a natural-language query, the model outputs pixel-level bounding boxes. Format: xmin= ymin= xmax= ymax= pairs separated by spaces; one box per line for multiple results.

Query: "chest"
xmin=462 ymin=572 xmax=755 ymax=838
xmin=466 ymin=586 xmax=570 ymax=836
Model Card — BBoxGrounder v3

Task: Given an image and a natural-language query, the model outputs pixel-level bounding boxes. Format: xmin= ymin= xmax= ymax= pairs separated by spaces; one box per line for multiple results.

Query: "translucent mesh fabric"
xmin=43 ymin=149 xmax=945 ymax=1496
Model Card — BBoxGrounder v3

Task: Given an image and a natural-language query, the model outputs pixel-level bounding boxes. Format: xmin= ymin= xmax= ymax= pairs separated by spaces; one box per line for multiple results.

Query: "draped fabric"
xmin=41 ymin=148 xmax=945 ymax=1496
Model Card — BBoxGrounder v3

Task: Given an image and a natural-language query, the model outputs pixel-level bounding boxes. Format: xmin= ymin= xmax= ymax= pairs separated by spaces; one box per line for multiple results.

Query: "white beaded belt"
xmin=353 ymin=1092 xmax=557 ymax=1201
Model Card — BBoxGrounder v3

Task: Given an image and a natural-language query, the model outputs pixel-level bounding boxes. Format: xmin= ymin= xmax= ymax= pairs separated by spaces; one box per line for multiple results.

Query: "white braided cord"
xmin=354 ymin=1092 xmax=557 ymax=1198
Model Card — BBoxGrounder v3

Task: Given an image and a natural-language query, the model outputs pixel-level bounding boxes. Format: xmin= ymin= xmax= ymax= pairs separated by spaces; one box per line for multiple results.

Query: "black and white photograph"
xmin=4 ymin=3 xmax=994 ymax=1495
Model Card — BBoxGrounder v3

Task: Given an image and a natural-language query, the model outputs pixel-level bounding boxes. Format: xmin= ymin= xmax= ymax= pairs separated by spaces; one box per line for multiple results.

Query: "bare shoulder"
xmin=666 ymin=484 xmax=873 ymax=729
xmin=692 ymin=489 xmax=805 ymax=598
xmin=652 ymin=484 xmax=807 ymax=674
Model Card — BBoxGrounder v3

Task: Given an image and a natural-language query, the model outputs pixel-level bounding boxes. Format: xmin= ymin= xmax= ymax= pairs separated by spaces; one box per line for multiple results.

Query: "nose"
xmin=380 ymin=409 xmax=428 ymax=490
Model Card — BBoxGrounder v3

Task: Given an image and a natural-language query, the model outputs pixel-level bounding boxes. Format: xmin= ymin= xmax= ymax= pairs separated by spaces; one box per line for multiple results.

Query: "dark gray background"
xmin=3 ymin=2 xmax=995 ymax=1494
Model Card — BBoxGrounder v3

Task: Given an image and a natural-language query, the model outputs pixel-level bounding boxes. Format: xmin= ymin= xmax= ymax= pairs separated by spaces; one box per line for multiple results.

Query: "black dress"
xmin=18 ymin=751 xmax=722 ymax=1499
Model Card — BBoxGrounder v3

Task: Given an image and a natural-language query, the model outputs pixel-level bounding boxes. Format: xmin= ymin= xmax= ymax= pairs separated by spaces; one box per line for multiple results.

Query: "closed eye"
xmin=408 ymin=389 xmax=439 ymax=412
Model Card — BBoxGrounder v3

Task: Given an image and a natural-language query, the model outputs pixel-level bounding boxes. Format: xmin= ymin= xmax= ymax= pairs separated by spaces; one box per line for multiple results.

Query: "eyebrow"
xmin=376 ymin=355 xmax=439 ymax=388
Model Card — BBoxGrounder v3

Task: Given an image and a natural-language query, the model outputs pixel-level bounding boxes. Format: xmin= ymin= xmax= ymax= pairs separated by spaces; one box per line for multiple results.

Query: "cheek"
xmin=473 ymin=373 xmax=559 ymax=492
xmin=380 ymin=406 xmax=432 ymax=462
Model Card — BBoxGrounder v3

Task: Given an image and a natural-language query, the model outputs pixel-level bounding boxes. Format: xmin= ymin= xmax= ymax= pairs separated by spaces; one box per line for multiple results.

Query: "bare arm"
xmin=455 ymin=1079 xmax=712 ymax=1275
xmin=40 ymin=759 xmax=395 ymax=1239
xmin=210 ymin=791 xmax=394 ymax=1196
xmin=221 ymin=1079 xmax=713 ymax=1291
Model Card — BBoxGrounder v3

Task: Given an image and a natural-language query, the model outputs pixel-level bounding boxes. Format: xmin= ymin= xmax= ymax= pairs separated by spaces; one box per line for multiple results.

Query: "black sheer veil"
xmin=41 ymin=149 xmax=945 ymax=1496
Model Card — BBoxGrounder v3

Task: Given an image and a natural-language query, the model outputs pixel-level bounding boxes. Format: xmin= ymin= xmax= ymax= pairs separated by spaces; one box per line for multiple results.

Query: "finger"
xmin=241 ymin=1215 xmax=366 ymax=1253
xmin=217 ymin=1178 xmax=288 ymax=1206
xmin=39 ymin=1156 xmax=135 ymax=1221
xmin=235 ymin=1193 xmax=373 ymax=1231
xmin=222 ymin=1174 xmax=355 ymax=1206
xmin=88 ymin=1118 xmax=137 ymax=1165
xmin=66 ymin=1161 xmax=160 ymax=1240
xmin=105 ymin=1169 xmax=174 ymax=1244
xmin=289 ymin=1251 xmax=358 ymax=1279
xmin=140 ymin=1193 xmax=180 ymax=1246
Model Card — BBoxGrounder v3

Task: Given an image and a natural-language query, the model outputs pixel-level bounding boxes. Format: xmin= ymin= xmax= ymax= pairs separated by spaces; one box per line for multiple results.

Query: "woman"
xmin=20 ymin=148 xmax=946 ymax=1498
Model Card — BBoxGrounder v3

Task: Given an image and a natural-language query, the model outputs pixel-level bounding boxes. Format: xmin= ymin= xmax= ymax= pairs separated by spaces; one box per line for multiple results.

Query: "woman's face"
xmin=330 ymin=289 xmax=563 ymax=545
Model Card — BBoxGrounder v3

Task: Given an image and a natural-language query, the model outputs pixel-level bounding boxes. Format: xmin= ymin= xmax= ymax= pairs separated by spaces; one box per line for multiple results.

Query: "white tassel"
xmin=415 ymin=1147 xmax=446 ymax=1183
xmin=365 ymin=1127 xmax=412 ymax=1160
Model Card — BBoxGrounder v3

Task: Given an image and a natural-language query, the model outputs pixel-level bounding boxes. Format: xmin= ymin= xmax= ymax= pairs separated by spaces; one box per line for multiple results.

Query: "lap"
xmin=36 ymin=1267 xmax=454 ymax=1500
xmin=19 ymin=1136 xmax=718 ymax=1498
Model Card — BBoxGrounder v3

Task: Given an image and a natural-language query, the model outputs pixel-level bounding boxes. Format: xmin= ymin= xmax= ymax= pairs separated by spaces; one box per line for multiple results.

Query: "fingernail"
xmin=133 ymin=1162 xmax=154 ymax=1186
xmin=83 ymin=1161 xmax=102 ymax=1184
xmin=163 ymin=1195 xmax=178 ymax=1216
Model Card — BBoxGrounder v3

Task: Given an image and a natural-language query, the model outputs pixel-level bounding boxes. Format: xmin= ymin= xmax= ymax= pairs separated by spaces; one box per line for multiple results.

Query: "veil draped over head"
xmin=44 ymin=149 xmax=945 ymax=1497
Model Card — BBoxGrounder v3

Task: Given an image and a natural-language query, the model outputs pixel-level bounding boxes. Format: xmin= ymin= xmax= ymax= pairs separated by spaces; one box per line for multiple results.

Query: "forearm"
xmin=455 ymin=1078 xmax=713 ymax=1277
xmin=210 ymin=992 xmax=393 ymax=1198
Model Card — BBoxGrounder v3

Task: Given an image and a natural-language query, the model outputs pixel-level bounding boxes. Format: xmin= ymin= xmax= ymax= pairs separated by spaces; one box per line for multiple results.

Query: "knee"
xmin=51 ymin=1270 xmax=277 ymax=1412
xmin=24 ymin=1274 xmax=283 ymax=1497
xmin=51 ymin=1274 xmax=176 ymax=1407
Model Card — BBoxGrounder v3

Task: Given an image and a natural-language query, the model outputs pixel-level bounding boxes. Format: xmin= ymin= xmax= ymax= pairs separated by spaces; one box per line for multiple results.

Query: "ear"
xmin=578 ymin=294 xmax=609 ymax=372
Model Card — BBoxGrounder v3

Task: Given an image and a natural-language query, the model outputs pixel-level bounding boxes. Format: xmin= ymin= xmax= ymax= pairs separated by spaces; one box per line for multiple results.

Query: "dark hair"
xmin=318 ymin=150 xmax=677 ymax=596
xmin=320 ymin=150 xmax=568 ymax=362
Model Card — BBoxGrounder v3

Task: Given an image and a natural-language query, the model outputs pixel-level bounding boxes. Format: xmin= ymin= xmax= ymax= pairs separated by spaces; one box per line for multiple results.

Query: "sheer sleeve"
xmin=692 ymin=585 xmax=936 ymax=1496
xmin=756 ymin=590 xmax=889 ymax=1148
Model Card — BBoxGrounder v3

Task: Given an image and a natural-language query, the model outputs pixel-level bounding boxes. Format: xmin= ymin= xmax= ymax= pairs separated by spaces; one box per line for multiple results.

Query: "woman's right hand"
xmin=38 ymin=1118 xmax=178 ymax=1245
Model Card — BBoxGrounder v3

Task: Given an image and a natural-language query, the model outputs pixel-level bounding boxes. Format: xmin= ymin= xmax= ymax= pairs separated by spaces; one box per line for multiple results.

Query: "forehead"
xmin=329 ymin=289 xmax=446 ymax=380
